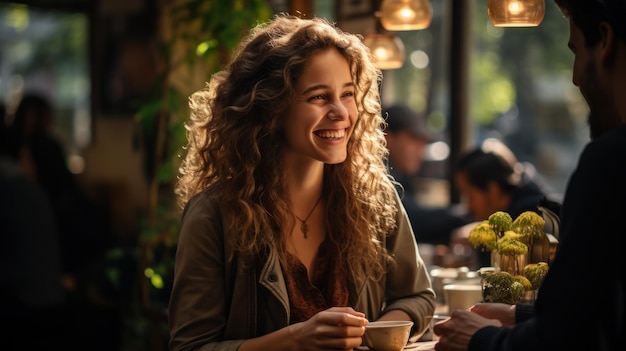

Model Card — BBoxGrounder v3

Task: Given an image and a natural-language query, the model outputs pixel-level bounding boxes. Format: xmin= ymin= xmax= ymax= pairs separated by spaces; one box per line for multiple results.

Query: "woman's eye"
xmin=307 ymin=91 xmax=353 ymax=102
xmin=308 ymin=94 xmax=326 ymax=101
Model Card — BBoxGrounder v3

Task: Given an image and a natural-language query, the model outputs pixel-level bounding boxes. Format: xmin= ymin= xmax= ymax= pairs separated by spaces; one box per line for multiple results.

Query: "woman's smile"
xmin=314 ymin=128 xmax=347 ymax=141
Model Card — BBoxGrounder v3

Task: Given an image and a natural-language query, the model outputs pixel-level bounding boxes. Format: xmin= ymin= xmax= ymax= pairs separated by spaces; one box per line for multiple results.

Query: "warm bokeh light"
xmin=410 ymin=50 xmax=429 ymax=69
xmin=400 ymin=8 xmax=415 ymax=20
xmin=426 ymin=141 xmax=450 ymax=161
xmin=363 ymin=33 xmax=405 ymax=70
xmin=380 ymin=0 xmax=432 ymax=31
xmin=487 ymin=0 xmax=545 ymax=27
xmin=67 ymin=154 xmax=85 ymax=174
xmin=508 ymin=1 xmax=522 ymax=14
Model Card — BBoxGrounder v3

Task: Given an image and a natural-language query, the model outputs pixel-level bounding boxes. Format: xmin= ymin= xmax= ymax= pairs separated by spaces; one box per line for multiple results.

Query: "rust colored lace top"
xmin=284 ymin=240 xmax=350 ymax=323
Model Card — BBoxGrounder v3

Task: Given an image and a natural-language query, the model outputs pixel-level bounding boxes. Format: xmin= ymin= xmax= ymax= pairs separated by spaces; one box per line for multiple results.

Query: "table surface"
xmin=355 ymin=340 xmax=438 ymax=350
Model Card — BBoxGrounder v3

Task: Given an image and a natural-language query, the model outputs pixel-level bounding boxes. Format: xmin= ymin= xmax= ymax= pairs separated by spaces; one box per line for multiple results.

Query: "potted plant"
xmin=478 ymin=261 xmax=548 ymax=304
xmin=469 ymin=210 xmax=549 ymax=274
xmin=469 ymin=210 xmax=550 ymax=304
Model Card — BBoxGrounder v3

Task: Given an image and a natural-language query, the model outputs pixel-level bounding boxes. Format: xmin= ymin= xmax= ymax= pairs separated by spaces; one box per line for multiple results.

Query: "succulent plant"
xmin=523 ymin=262 xmax=549 ymax=290
xmin=468 ymin=221 xmax=498 ymax=251
xmin=480 ymin=270 xmax=525 ymax=304
xmin=488 ymin=211 xmax=513 ymax=236
xmin=472 ymin=211 xmax=551 ymax=304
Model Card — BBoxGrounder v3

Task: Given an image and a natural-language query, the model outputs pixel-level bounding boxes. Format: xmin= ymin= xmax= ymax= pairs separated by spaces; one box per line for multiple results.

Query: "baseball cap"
xmin=383 ymin=104 xmax=436 ymax=142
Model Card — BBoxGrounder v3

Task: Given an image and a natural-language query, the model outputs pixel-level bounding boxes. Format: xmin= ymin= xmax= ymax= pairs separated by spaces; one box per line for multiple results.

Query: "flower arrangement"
xmin=468 ymin=210 xmax=545 ymax=256
xmin=469 ymin=210 xmax=550 ymax=304
xmin=479 ymin=262 xmax=549 ymax=304
xmin=479 ymin=270 xmax=525 ymax=304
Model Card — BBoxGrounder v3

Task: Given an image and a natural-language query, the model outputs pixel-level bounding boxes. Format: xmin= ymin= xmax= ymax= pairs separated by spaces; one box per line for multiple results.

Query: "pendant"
xmin=300 ymin=222 xmax=309 ymax=239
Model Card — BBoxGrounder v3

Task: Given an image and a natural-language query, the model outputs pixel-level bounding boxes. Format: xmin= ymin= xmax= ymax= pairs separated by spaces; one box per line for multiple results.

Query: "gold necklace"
xmin=294 ymin=194 xmax=323 ymax=239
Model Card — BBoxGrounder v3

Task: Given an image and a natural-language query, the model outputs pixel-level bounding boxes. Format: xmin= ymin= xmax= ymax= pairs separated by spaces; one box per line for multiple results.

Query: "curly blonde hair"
xmin=176 ymin=13 xmax=398 ymax=281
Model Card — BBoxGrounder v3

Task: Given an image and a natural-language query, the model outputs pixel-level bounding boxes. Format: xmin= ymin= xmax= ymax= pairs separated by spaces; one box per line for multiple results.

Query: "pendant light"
xmin=380 ymin=0 xmax=432 ymax=31
xmin=363 ymin=33 xmax=405 ymax=70
xmin=487 ymin=0 xmax=545 ymax=27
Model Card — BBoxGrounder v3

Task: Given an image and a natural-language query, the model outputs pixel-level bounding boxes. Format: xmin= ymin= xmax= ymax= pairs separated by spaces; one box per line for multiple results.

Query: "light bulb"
xmin=487 ymin=0 xmax=545 ymax=27
xmin=380 ymin=0 xmax=432 ymax=31
xmin=508 ymin=1 xmax=523 ymax=14
xmin=363 ymin=33 xmax=405 ymax=70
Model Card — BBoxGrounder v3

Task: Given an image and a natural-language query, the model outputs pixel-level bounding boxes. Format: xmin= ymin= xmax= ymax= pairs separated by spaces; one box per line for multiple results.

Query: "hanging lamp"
xmin=487 ymin=0 xmax=545 ymax=27
xmin=363 ymin=33 xmax=405 ymax=70
xmin=380 ymin=0 xmax=432 ymax=31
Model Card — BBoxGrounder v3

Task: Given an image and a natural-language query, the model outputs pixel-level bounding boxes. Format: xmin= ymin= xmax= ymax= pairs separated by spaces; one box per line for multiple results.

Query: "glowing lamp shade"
xmin=488 ymin=0 xmax=545 ymax=27
xmin=363 ymin=33 xmax=405 ymax=70
xmin=380 ymin=0 xmax=432 ymax=31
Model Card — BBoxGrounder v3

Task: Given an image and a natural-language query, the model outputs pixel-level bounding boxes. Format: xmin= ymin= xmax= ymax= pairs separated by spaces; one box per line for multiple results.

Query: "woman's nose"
xmin=328 ymin=102 xmax=349 ymax=120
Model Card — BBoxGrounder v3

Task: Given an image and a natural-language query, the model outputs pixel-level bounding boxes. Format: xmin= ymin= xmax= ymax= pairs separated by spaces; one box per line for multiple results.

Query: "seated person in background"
xmin=452 ymin=138 xmax=558 ymax=266
xmin=454 ymin=138 xmax=556 ymax=221
xmin=8 ymin=93 xmax=120 ymax=349
xmin=0 ymin=107 xmax=66 ymax=348
xmin=383 ymin=104 xmax=470 ymax=247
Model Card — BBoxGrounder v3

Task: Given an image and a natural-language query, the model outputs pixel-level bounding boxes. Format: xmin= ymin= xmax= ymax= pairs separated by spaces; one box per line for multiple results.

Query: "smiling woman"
xmin=168 ymin=13 xmax=436 ymax=351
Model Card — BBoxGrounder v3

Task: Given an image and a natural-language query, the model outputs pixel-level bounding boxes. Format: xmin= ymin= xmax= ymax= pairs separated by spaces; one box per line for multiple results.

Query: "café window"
xmin=466 ymin=0 xmax=587 ymax=200
xmin=0 ymin=2 xmax=91 ymax=174
xmin=329 ymin=0 xmax=587 ymax=206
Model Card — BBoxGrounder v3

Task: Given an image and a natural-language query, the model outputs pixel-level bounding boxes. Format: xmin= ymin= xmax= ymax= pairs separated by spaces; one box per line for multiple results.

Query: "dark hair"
xmin=11 ymin=93 xmax=53 ymax=137
xmin=455 ymin=146 xmax=520 ymax=194
xmin=554 ymin=0 xmax=626 ymax=47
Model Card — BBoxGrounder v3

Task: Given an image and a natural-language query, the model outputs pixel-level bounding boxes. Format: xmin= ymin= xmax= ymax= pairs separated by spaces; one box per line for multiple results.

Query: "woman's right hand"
xmin=468 ymin=303 xmax=516 ymax=326
xmin=289 ymin=306 xmax=368 ymax=350
xmin=239 ymin=306 xmax=368 ymax=351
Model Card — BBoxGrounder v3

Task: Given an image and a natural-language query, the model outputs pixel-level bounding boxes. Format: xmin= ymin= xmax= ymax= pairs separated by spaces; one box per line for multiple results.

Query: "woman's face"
xmin=283 ymin=47 xmax=358 ymax=165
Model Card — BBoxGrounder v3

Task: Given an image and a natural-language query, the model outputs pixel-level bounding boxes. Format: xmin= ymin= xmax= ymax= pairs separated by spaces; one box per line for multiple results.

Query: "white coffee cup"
xmin=443 ymin=283 xmax=483 ymax=314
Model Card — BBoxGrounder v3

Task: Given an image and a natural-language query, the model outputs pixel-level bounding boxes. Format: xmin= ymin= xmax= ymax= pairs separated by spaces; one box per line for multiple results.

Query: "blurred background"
xmin=0 ymin=0 xmax=587 ymax=349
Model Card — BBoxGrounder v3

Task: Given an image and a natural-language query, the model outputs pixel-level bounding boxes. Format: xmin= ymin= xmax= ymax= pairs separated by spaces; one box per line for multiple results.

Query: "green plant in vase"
xmin=523 ymin=261 xmax=549 ymax=290
xmin=494 ymin=230 xmax=529 ymax=275
xmin=512 ymin=211 xmax=551 ymax=263
xmin=470 ymin=210 xmax=551 ymax=304
xmin=521 ymin=261 xmax=549 ymax=302
xmin=479 ymin=270 xmax=526 ymax=304
xmin=479 ymin=261 xmax=549 ymax=304
xmin=470 ymin=210 xmax=549 ymax=273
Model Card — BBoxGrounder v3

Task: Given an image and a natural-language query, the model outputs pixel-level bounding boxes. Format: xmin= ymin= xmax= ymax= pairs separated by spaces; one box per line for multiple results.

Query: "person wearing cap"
xmin=383 ymin=104 xmax=470 ymax=246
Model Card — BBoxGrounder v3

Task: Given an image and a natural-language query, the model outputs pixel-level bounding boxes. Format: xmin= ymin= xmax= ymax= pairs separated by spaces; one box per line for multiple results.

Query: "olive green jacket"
xmin=168 ymin=186 xmax=436 ymax=351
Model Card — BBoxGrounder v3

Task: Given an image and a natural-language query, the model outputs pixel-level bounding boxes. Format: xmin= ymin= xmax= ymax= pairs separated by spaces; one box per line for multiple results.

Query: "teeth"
xmin=316 ymin=129 xmax=345 ymax=140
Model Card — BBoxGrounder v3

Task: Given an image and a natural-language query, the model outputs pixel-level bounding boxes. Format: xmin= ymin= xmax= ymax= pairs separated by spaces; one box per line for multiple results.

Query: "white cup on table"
xmin=443 ymin=283 xmax=483 ymax=314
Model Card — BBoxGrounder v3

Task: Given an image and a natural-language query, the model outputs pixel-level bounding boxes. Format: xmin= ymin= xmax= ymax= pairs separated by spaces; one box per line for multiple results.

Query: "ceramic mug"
xmin=443 ymin=283 xmax=483 ymax=314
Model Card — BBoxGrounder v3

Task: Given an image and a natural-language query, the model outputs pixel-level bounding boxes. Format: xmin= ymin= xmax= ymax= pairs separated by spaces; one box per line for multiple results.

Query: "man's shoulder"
xmin=588 ymin=125 xmax=626 ymax=151
xmin=579 ymin=125 xmax=626 ymax=169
